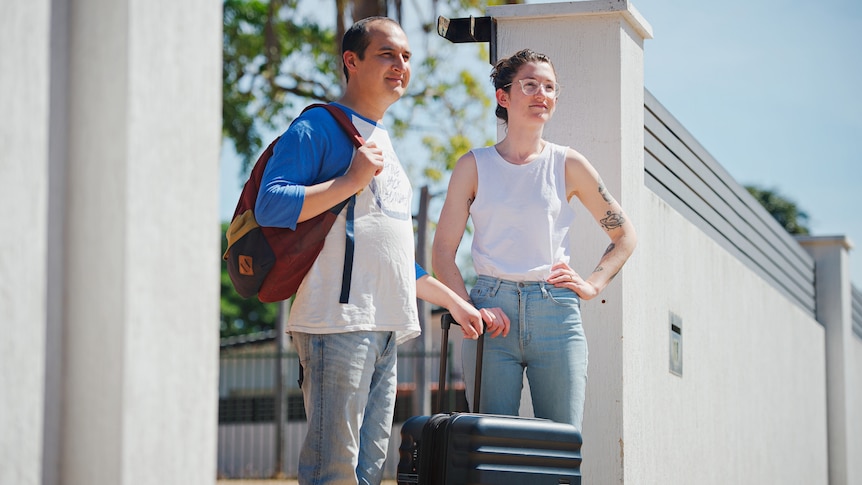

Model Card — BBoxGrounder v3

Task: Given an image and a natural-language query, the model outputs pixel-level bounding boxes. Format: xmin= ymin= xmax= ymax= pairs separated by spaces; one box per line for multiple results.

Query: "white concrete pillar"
xmin=488 ymin=1 xmax=652 ymax=483
xmin=1 ymin=1 xmax=222 ymax=484
xmin=798 ymin=235 xmax=857 ymax=485
xmin=61 ymin=1 xmax=222 ymax=483
xmin=0 ymin=2 xmax=52 ymax=484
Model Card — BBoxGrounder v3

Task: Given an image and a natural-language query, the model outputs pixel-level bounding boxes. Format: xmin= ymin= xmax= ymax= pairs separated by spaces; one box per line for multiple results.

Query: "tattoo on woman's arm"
xmin=593 ymin=265 xmax=622 ymax=282
xmin=597 ymin=180 xmax=613 ymax=204
xmin=593 ymin=244 xmax=614 ymax=272
xmin=600 ymin=211 xmax=625 ymax=231
xmin=593 ymin=244 xmax=617 ymax=273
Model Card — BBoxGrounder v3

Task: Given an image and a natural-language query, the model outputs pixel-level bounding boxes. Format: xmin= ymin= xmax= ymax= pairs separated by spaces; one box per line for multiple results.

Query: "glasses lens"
xmin=518 ymin=79 xmax=559 ymax=97
xmin=521 ymin=80 xmax=540 ymax=95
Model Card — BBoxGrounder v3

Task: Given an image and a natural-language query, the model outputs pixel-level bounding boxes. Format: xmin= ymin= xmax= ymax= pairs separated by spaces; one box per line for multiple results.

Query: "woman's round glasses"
xmin=503 ymin=79 xmax=561 ymax=98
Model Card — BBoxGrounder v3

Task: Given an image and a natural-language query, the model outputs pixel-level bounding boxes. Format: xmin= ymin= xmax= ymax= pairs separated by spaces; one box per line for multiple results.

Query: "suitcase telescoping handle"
xmin=437 ymin=313 xmax=484 ymax=414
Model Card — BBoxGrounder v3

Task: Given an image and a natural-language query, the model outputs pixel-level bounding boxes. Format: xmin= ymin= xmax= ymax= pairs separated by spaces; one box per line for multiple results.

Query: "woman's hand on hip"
xmin=548 ymin=261 xmax=599 ymax=300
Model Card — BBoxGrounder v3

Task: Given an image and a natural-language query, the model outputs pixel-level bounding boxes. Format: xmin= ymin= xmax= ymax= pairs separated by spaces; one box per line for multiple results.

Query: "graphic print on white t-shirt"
xmin=351 ymin=115 xmax=412 ymax=221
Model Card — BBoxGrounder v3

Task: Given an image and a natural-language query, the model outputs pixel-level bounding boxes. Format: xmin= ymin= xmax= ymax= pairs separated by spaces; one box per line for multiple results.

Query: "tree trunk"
xmin=352 ymin=0 xmax=388 ymax=22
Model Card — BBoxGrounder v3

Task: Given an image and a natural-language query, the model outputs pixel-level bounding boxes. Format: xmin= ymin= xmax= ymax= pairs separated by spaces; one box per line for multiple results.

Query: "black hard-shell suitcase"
xmin=396 ymin=314 xmax=582 ymax=484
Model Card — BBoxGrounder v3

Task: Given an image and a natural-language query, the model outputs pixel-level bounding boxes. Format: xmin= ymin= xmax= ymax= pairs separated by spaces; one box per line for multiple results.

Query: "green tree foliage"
xmin=745 ymin=185 xmax=810 ymax=235
xmin=223 ymin=0 xmax=510 ymax=179
xmin=223 ymin=0 xmax=342 ymax=163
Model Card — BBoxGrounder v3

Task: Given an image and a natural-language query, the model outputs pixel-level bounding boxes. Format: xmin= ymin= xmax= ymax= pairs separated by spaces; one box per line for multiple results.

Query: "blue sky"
xmin=220 ymin=0 xmax=862 ymax=286
xmin=615 ymin=0 xmax=862 ymax=285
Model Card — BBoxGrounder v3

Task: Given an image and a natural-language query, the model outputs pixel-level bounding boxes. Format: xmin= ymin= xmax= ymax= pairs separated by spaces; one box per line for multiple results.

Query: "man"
xmin=255 ymin=17 xmax=487 ymax=484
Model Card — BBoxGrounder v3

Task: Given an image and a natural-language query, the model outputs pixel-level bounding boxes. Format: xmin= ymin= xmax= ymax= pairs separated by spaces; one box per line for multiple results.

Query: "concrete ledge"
xmin=489 ymin=0 xmax=653 ymax=39
xmin=797 ymin=234 xmax=854 ymax=251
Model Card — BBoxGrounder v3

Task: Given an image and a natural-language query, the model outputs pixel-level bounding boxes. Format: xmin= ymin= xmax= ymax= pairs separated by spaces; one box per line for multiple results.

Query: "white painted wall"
xmin=0 ymin=2 xmax=51 ymax=484
xmin=625 ymin=195 xmax=828 ymax=484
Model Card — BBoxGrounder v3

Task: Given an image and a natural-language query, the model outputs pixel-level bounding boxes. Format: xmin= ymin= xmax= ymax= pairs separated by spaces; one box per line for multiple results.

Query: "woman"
xmin=432 ymin=49 xmax=637 ymax=430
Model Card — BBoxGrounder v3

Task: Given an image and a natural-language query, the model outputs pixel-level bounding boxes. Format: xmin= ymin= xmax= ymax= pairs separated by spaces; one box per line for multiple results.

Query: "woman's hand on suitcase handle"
xmin=479 ymin=307 xmax=510 ymax=338
xmin=448 ymin=304 xmax=510 ymax=340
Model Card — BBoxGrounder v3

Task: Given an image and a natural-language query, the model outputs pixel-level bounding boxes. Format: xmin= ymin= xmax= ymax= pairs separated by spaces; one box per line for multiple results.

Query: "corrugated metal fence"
xmin=217 ymin=346 xmax=467 ymax=479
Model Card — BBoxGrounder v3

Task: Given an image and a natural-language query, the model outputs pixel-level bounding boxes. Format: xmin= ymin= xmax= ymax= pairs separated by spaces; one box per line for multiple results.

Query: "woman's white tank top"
xmin=469 ymin=142 xmax=576 ymax=281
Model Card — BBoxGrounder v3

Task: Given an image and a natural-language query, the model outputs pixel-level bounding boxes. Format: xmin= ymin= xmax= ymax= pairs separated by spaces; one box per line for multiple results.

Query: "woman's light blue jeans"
xmin=292 ymin=331 xmax=397 ymax=485
xmin=463 ymin=276 xmax=588 ymax=430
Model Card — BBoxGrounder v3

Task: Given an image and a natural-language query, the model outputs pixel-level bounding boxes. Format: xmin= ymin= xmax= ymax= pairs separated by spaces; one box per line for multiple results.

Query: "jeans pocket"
xmin=470 ymin=285 xmax=489 ymax=305
xmin=547 ymin=287 xmax=580 ymax=308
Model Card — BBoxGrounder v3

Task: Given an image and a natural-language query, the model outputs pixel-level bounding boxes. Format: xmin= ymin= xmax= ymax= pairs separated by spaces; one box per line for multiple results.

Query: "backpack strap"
xmin=300 ymin=103 xmax=366 ymax=304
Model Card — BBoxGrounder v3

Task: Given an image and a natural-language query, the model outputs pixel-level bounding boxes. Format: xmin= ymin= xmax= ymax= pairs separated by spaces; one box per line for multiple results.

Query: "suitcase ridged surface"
xmin=443 ymin=414 xmax=581 ymax=484
xmin=397 ymin=413 xmax=582 ymax=484
xmin=396 ymin=314 xmax=582 ymax=485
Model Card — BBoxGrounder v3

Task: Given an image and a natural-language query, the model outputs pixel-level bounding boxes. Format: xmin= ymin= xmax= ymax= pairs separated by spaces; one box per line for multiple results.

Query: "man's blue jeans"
xmin=292 ymin=331 xmax=397 ymax=485
xmin=463 ymin=276 xmax=588 ymax=430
